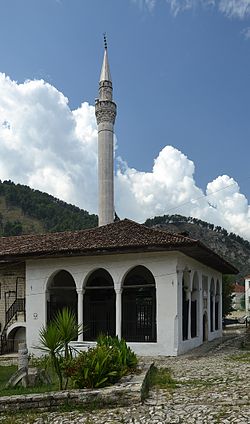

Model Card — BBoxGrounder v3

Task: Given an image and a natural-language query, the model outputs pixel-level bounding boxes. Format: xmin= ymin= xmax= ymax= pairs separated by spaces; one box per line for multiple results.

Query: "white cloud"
xmin=132 ymin=0 xmax=250 ymax=19
xmin=116 ymin=146 xmax=203 ymax=219
xmin=166 ymin=0 xmax=214 ymax=16
xmin=1 ymin=73 xmax=250 ymax=240
xmin=241 ymin=26 xmax=250 ymax=39
xmin=131 ymin=0 xmax=156 ymax=12
xmin=0 ymin=73 xmax=98 ymax=213
xmin=219 ymin=0 xmax=250 ymax=19
xmin=116 ymin=147 xmax=250 ymax=240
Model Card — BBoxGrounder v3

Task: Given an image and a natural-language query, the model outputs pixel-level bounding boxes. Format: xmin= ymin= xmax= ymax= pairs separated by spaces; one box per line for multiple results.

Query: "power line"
xmin=150 ymin=180 xmax=238 ymax=218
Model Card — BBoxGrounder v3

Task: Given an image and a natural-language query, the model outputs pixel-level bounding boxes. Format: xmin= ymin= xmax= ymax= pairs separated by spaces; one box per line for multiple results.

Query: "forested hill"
xmin=145 ymin=215 xmax=250 ymax=280
xmin=0 ymin=181 xmax=248 ymax=278
xmin=0 ymin=180 xmax=97 ymax=236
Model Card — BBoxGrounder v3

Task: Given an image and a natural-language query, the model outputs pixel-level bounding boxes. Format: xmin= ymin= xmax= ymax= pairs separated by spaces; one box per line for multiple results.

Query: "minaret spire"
xmin=95 ymin=36 xmax=117 ymax=227
xmin=100 ymin=34 xmax=112 ymax=84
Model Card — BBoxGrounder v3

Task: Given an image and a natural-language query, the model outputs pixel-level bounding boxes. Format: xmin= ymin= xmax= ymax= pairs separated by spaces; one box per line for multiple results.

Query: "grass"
xmin=229 ymin=352 xmax=250 ymax=363
xmin=179 ymin=377 xmax=221 ymax=388
xmin=0 ymin=366 xmax=17 ymax=390
xmin=149 ymin=367 xmax=177 ymax=390
xmin=0 ymin=411 xmax=39 ymax=424
xmin=0 ymin=364 xmax=58 ymax=397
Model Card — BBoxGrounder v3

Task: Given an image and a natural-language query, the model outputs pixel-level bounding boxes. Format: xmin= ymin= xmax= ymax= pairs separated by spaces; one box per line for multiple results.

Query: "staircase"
xmin=0 ymin=298 xmax=25 ymax=354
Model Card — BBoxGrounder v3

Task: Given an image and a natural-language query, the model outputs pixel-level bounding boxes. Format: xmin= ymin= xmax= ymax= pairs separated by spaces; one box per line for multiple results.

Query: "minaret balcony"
xmin=95 ymin=100 xmax=117 ymax=124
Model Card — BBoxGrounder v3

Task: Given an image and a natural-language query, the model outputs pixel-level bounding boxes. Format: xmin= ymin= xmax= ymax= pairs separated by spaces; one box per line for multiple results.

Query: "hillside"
xmin=145 ymin=215 xmax=250 ymax=280
xmin=0 ymin=181 xmax=248 ymax=279
xmin=0 ymin=180 xmax=97 ymax=235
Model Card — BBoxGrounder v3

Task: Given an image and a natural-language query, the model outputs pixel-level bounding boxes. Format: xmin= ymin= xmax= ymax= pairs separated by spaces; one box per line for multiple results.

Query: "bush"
xmin=97 ymin=334 xmax=138 ymax=370
xmin=65 ymin=336 xmax=138 ymax=389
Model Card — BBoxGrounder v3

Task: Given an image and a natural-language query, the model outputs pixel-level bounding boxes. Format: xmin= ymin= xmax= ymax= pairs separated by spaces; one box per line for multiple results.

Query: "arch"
xmin=203 ymin=312 xmax=208 ymax=341
xmin=215 ymin=279 xmax=220 ymax=330
xmin=83 ymin=268 xmax=115 ymax=341
xmin=46 ymin=270 xmax=77 ymax=323
xmin=6 ymin=321 xmax=26 ymax=338
xmin=191 ymin=272 xmax=199 ymax=338
xmin=202 ymin=275 xmax=208 ymax=311
xmin=122 ymin=265 xmax=156 ymax=342
xmin=7 ymin=325 xmax=26 ymax=353
xmin=182 ymin=269 xmax=191 ymax=341
xmin=210 ymin=279 xmax=215 ymax=332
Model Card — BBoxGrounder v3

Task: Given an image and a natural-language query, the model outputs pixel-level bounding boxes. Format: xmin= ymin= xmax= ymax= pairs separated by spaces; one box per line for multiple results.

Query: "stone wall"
xmin=0 ymin=262 xmax=25 ymax=334
xmin=0 ymin=364 xmax=154 ymax=413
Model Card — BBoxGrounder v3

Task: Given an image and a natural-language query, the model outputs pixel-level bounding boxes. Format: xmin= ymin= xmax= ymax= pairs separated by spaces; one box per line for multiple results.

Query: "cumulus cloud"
xmin=116 ymin=147 xmax=250 ymax=240
xmin=0 ymin=73 xmax=98 ymax=213
xmin=1 ymin=73 xmax=250 ymax=240
xmin=116 ymin=146 xmax=203 ymax=219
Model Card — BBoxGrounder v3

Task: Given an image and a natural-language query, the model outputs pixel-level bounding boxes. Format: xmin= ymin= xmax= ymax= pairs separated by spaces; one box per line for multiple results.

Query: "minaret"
xmin=95 ymin=35 xmax=117 ymax=226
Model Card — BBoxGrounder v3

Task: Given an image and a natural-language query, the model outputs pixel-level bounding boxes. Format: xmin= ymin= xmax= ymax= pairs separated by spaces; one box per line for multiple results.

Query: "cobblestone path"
xmin=1 ymin=329 xmax=250 ymax=423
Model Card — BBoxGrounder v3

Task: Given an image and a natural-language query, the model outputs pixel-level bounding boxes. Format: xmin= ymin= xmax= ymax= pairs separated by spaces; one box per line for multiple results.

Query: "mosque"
xmin=0 ymin=41 xmax=237 ymax=356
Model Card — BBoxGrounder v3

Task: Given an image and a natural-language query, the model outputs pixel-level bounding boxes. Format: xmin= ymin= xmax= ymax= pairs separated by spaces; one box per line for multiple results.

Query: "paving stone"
xmin=1 ymin=328 xmax=250 ymax=423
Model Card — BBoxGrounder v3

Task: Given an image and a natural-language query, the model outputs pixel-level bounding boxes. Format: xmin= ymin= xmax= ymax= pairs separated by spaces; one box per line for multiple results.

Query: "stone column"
xmin=198 ymin=272 xmax=203 ymax=339
xmin=18 ymin=342 xmax=28 ymax=370
xmin=218 ymin=279 xmax=223 ymax=330
xmin=77 ymin=289 xmax=85 ymax=341
xmin=187 ymin=290 xmax=191 ymax=340
xmin=207 ymin=280 xmax=211 ymax=334
xmin=174 ymin=270 xmax=182 ymax=353
xmin=115 ymin=287 xmax=122 ymax=339
xmin=212 ymin=293 xmax=216 ymax=332
xmin=245 ymin=278 xmax=250 ymax=314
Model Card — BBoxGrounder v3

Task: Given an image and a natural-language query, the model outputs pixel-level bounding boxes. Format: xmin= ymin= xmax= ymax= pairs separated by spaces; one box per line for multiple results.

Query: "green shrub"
xmin=97 ymin=334 xmax=138 ymax=370
xmin=65 ymin=336 xmax=138 ymax=389
xmin=65 ymin=345 xmax=118 ymax=388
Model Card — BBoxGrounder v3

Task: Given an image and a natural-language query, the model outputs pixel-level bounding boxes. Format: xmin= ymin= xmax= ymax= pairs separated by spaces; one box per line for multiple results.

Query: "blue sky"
xmin=1 ymin=0 xmax=250 ymax=238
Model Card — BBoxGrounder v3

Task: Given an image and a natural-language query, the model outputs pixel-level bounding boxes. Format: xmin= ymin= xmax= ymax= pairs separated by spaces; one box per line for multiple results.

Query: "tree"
xmin=222 ymin=275 xmax=235 ymax=317
xmin=240 ymin=294 xmax=245 ymax=311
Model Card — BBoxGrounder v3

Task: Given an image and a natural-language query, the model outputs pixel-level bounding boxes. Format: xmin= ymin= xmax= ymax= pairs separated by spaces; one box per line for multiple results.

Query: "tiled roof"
xmin=0 ymin=219 xmax=238 ymax=274
xmin=233 ymin=283 xmax=245 ymax=293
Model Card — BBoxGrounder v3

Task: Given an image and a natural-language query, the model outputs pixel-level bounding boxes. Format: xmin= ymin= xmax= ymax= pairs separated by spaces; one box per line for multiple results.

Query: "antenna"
xmin=103 ymin=32 xmax=108 ymax=50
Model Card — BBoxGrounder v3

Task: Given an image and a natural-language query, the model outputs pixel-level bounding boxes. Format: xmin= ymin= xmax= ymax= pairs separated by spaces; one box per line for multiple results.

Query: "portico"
xmin=15 ymin=218 xmax=235 ymax=356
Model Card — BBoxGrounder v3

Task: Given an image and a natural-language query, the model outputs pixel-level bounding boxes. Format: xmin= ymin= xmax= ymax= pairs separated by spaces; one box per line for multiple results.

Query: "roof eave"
xmin=0 ymin=241 xmax=238 ymax=274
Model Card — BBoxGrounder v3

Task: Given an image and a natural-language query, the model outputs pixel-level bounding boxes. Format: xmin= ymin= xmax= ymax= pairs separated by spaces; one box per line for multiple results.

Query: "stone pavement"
xmin=1 ymin=328 xmax=250 ymax=423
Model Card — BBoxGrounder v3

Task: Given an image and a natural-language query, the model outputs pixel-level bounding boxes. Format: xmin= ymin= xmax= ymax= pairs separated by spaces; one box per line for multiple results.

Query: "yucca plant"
xmin=53 ymin=308 xmax=81 ymax=360
xmin=37 ymin=307 xmax=83 ymax=390
xmin=38 ymin=321 xmax=64 ymax=389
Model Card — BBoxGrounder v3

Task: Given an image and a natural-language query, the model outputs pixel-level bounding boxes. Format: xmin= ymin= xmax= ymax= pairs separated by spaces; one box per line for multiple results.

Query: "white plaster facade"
xmin=26 ymin=250 xmax=222 ymax=357
xmin=244 ymin=275 xmax=250 ymax=313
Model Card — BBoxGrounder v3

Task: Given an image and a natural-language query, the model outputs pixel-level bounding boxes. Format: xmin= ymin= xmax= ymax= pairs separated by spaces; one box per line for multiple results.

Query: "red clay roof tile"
xmin=0 ymin=219 xmax=238 ymax=274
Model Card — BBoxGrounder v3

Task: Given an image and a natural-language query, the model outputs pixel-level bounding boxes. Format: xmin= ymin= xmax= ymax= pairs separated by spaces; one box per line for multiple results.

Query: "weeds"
xmin=0 ymin=366 xmax=17 ymax=390
xmin=149 ymin=367 xmax=177 ymax=390
xmin=229 ymin=352 xmax=250 ymax=362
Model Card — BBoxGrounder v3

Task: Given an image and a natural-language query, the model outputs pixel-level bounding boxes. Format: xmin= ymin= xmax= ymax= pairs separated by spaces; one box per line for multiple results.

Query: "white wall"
xmin=245 ymin=277 xmax=250 ymax=313
xmin=26 ymin=251 xmax=179 ymax=356
xmin=26 ymin=250 xmax=223 ymax=357
xmin=176 ymin=253 xmax=222 ymax=355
